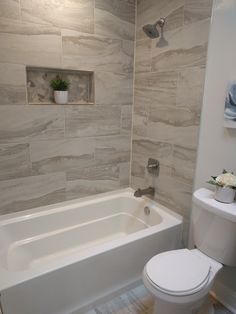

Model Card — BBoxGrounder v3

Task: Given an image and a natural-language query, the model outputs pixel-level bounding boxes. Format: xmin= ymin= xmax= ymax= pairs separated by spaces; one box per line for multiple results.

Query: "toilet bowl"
xmin=142 ymin=188 xmax=236 ymax=314
xmin=143 ymin=249 xmax=222 ymax=314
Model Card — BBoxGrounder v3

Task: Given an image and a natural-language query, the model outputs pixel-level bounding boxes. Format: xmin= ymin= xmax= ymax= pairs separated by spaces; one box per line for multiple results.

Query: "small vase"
xmin=54 ymin=91 xmax=68 ymax=104
xmin=215 ymin=186 xmax=236 ymax=203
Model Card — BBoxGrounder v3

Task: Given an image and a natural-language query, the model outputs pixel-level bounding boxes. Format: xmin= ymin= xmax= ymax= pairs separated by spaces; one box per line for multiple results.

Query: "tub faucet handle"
xmin=147 ymin=158 xmax=160 ymax=176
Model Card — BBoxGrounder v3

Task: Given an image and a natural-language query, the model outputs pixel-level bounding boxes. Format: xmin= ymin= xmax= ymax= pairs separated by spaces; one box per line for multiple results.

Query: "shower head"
xmin=143 ymin=18 xmax=166 ymax=39
xmin=143 ymin=24 xmax=160 ymax=39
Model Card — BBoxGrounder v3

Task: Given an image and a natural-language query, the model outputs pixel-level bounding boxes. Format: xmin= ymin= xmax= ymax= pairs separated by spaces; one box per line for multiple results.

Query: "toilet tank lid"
xmin=193 ymin=188 xmax=236 ymax=222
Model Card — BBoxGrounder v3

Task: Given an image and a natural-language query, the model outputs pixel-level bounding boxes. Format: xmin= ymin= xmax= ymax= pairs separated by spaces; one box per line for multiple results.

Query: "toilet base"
xmin=198 ymin=296 xmax=215 ymax=314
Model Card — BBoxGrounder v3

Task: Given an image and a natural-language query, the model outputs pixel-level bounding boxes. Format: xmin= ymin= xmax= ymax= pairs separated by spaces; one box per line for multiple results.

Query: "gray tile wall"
xmin=0 ymin=0 xmax=135 ymax=215
xmin=0 ymin=0 xmax=213 ymax=241
xmin=131 ymin=0 xmax=213 ymax=245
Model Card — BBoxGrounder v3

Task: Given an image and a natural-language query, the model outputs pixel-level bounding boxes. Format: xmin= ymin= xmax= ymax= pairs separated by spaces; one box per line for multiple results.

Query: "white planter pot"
xmin=215 ymin=186 xmax=236 ymax=203
xmin=54 ymin=91 xmax=68 ymax=104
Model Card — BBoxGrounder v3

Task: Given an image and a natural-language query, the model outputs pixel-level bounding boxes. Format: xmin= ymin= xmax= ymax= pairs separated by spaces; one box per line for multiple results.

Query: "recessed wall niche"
xmin=26 ymin=67 xmax=94 ymax=105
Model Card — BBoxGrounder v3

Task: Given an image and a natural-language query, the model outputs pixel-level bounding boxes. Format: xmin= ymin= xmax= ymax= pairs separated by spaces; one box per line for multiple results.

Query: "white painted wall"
xmin=194 ymin=0 xmax=236 ymax=311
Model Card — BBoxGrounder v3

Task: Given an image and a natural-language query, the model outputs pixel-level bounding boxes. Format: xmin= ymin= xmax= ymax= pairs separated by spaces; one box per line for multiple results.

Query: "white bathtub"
xmin=0 ymin=188 xmax=182 ymax=314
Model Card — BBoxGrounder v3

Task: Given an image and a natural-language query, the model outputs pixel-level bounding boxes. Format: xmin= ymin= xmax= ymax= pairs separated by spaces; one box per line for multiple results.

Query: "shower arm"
xmin=154 ymin=18 xmax=166 ymax=28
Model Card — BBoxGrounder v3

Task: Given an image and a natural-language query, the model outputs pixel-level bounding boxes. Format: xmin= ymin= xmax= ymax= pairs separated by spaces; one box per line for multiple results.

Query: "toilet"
xmin=143 ymin=188 xmax=236 ymax=314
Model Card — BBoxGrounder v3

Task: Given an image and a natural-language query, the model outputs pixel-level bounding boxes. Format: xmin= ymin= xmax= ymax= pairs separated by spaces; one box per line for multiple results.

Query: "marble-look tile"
xmin=134 ymin=71 xmax=178 ymax=109
xmin=135 ymin=71 xmax=178 ymax=93
xmin=131 ymin=154 xmax=147 ymax=181
xmin=146 ymin=122 xmax=199 ymax=149
xmin=131 ymin=156 xmax=146 ymax=179
xmin=96 ymin=0 xmax=135 ymax=25
xmin=149 ymin=104 xmax=199 ymax=127
xmin=121 ymin=105 xmax=132 ymax=134
xmin=67 ymin=163 xmax=119 ymax=182
xmin=95 ymin=135 xmax=131 ymax=165
xmin=182 ymin=17 xmax=211 ymax=52
xmin=0 ymin=143 xmax=31 ymax=181
xmin=0 ymin=0 xmax=21 ymax=20
xmin=131 ymin=0 xmax=212 ymax=250
xmin=21 ymin=0 xmax=94 ymax=34
xmin=132 ymin=111 xmax=148 ymax=137
xmin=176 ymin=66 xmax=206 ymax=112
xmin=137 ymin=4 xmax=184 ymax=41
xmin=131 ymin=150 xmax=172 ymax=188
xmin=95 ymin=0 xmax=135 ymax=41
xmin=132 ymin=138 xmax=173 ymax=168
xmin=133 ymin=101 xmax=148 ymax=117
xmin=0 ymin=19 xmax=61 ymax=67
xmin=119 ymin=162 xmax=130 ymax=187
xmin=151 ymin=18 xmax=210 ymax=72
xmin=150 ymin=27 xmax=183 ymax=72
xmin=95 ymin=71 xmax=133 ymax=106
xmin=65 ymin=105 xmax=121 ymax=138
xmin=0 ymin=63 xmax=25 ymax=86
xmin=130 ymin=174 xmax=151 ymax=191
xmin=163 ymin=6 xmax=184 ymax=33
xmin=131 ymin=153 xmax=172 ymax=180
xmin=184 ymin=0 xmax=213 ymax=26
xmin=135 ymin=39 xmax=152 ymax=73
xmin=62 ymin=31 xmax=134 ymax=74
xmin=30 ymin=138 xmax=95 ymax=176
xmin=154 ymin=173 xmax=193 ymax=220
xmin=0 ymin=63 xmax=26 ymax=105
xmin=172 ymin=144 xmax=197 ymax=184
xmin=0 ymin=18 xmax=61 ymax=36
xmin=66 ymin=178 xmax=120 ymax=200
xmin=134 ymin=72 xmax=178 ymax=134
xmin=0 ymin=106 xmax=64 ymax=143
xmin=136 ymin=0 xmax=184 ymax=40
xmin=132 ymin=101 xmax=148 ymax=137
xmin=0 ymin=173 xmax=66 ymax=215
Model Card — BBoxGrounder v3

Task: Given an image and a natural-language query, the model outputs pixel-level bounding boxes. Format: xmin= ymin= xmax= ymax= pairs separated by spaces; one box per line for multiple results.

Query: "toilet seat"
xmin=145 ymin=249 xmax=211 ymax=296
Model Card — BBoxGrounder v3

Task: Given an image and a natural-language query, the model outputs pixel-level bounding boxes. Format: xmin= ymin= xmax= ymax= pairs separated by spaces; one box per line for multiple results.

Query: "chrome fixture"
xmin=143 ymin=17 xmax=166 ymax=39
xmin=147 ymin=158 xmax=160 ymax=176
xmin=134 ymin=187 xmax=155 ymax=198
xmin=144 ymin=206 xmax=151 ymax=216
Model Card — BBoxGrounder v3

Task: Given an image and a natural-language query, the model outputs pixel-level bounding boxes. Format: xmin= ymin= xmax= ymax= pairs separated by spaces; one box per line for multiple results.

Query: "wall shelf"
xmin=26 ymin=67 xmax=94 ymax=105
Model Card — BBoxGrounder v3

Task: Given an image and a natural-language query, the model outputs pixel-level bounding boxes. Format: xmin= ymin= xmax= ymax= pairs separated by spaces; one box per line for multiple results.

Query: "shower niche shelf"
xmin=26 ymin=67 xmax=94 ymax=105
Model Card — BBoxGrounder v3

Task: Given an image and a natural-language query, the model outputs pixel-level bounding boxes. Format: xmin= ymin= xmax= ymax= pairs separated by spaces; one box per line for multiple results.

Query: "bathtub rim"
xmin=0 ymin=188 xmax=182 ymax=291
xmin=0 ymin=188 xmax=182 ymax=224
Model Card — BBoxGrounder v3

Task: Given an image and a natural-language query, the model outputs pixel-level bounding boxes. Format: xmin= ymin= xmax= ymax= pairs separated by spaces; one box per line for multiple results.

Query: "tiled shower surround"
xmin=0 ymin=0 xmax=213 ymax=243
xmin=0 ymin=0 xmax=135 ymax=214
xmin=131 ymin=0 xmax=213 ymax=244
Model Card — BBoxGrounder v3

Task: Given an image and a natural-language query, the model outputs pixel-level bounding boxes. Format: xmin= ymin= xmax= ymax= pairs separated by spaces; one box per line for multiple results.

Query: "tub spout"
xmin=134 ymin=187 xmax=155 ymax=198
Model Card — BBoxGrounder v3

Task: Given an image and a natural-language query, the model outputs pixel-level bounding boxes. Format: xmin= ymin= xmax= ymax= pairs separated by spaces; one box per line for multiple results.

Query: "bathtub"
xmin=0 ymin=188 xmax=182 ymax=314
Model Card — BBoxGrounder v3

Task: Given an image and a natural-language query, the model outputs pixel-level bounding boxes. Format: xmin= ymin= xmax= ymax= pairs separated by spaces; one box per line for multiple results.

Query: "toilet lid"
xmin=145 ymin=249 xmax=211 ymax=296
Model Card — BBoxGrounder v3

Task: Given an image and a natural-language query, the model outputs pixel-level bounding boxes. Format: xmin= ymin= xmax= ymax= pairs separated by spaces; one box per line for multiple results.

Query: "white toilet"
xmin=143 ymin=188 xmax=236 ymax=314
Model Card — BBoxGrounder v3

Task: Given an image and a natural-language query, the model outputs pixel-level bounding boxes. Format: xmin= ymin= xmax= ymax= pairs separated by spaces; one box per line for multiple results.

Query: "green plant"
xmin=50 ymin=76 xmax=70 ymax=91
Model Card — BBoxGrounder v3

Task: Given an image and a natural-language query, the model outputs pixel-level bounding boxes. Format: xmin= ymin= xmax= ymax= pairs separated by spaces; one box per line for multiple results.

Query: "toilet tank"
xmin=192 ymin=188 xmax=236 ymax=267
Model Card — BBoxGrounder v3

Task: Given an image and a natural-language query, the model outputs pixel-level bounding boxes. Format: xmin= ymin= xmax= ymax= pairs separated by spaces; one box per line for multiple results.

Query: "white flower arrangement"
xmin=208 ymin=170 xmax=236 ymax=190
